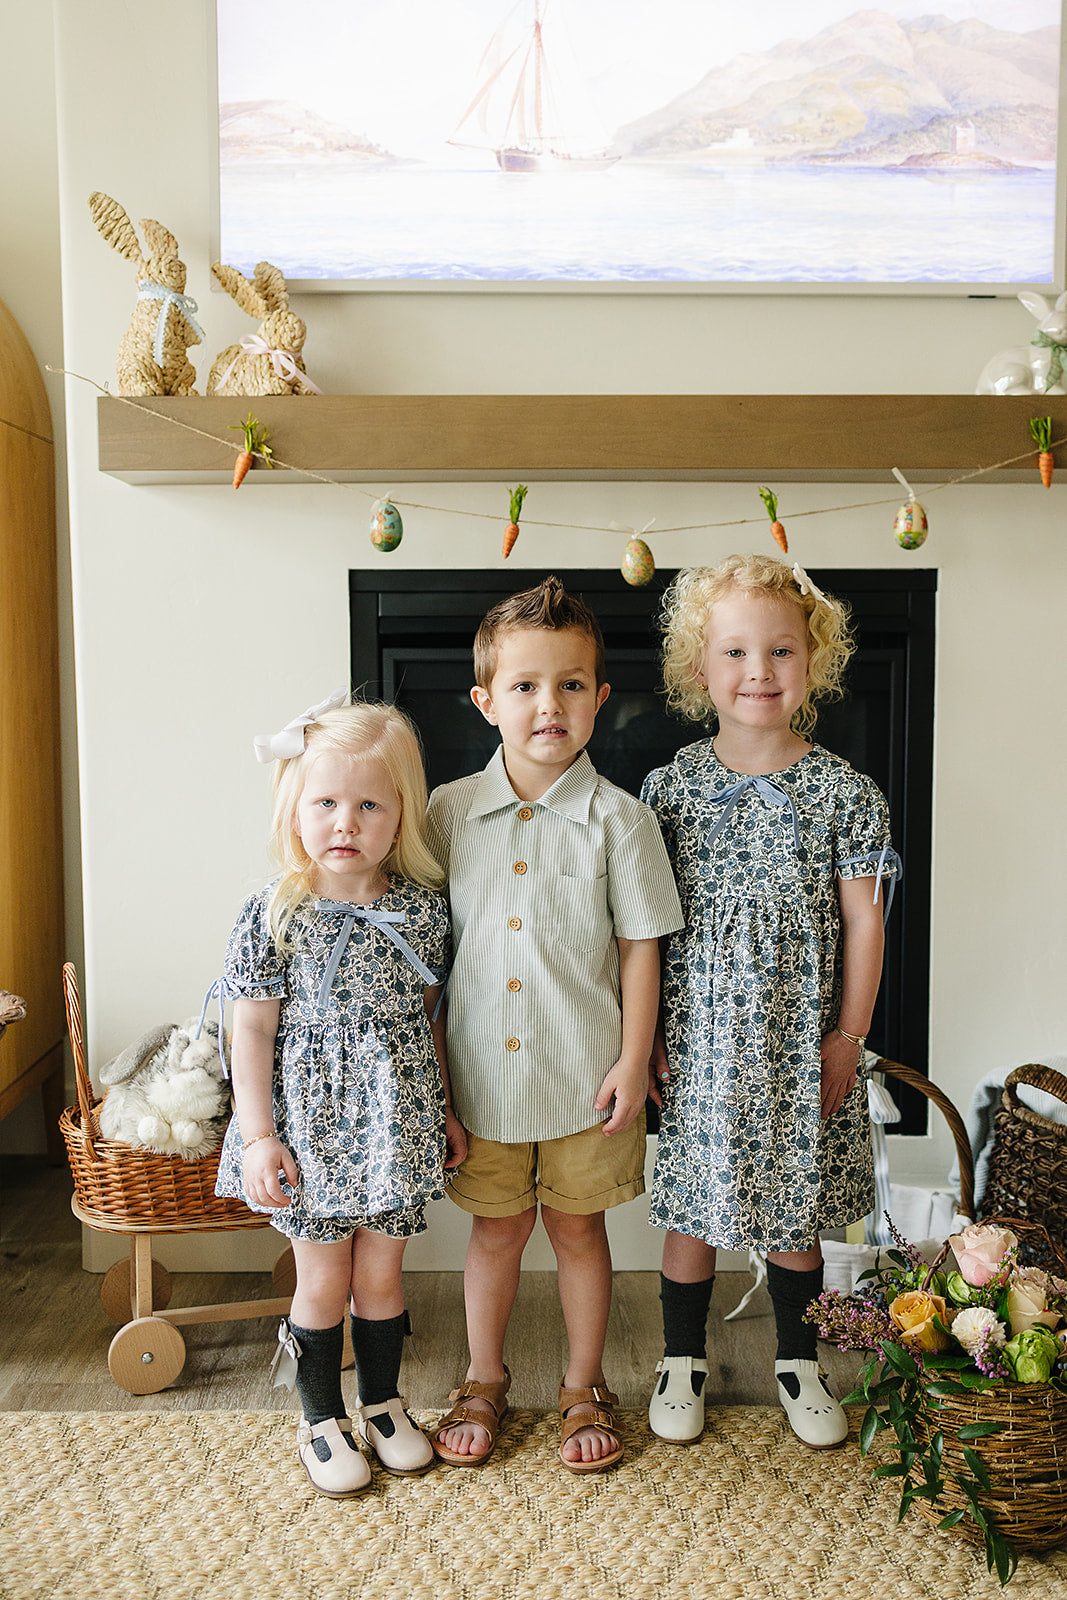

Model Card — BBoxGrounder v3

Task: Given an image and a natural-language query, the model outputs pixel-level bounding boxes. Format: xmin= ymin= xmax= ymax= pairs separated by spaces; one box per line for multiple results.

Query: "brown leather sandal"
xmin=430 ymin=1367 xmax=511 ymax=1467
xmin=558 ymin=1381 xmax=625 ymax=1473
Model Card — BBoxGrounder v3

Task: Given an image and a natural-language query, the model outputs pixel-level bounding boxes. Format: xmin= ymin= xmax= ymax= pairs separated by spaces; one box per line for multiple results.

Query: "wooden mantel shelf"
xmin=97 ymin=394 xmax=1067 ymax=484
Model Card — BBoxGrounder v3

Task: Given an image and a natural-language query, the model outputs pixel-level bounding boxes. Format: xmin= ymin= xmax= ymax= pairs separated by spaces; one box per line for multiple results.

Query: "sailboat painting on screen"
xmin=215 ymin=0 xmax=1065 ymax=288
xmin=450 ymin=0 xmax=619 ymax=173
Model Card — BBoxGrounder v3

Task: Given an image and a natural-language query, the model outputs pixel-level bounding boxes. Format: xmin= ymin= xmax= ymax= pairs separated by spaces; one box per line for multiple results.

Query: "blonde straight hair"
xmin=267 ymin=702 xmax=443 ymax=947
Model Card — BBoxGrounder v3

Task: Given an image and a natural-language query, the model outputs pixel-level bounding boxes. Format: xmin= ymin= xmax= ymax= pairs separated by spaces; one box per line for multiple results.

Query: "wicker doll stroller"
xmin=59 ymin=963 xmax=295 ymax=1394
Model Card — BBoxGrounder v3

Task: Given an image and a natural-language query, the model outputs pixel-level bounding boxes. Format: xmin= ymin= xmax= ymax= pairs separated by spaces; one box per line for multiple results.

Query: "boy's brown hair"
xmin=473 ymin=575 xmax=607 ymax=688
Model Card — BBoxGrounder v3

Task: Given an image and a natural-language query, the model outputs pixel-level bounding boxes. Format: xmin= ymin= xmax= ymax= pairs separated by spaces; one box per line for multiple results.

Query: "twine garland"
xmin=53 ymin=368 xmax=1065 ymax=541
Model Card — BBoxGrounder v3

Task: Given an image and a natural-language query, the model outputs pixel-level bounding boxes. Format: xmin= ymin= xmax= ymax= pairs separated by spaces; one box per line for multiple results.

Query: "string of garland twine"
xmin=52 ymin=367 xmax=1065 ymax=538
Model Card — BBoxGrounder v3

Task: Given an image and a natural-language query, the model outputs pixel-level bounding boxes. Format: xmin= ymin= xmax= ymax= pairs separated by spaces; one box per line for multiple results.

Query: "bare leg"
xmin=662 ymin=1229 xmax=718 ymax=1281
xmin=766 ymin=1244 xmax=823 ymax=1272
xmin=290 ymin=1237 xmax=357 ymax=1329
xmin=349 ymin=1229 xmax=407 ymax=1319
xmin=541 ymin=1206 xmax=618 ymax=1466
xmin=435 ymin=1209 xmax=536 ymax=1458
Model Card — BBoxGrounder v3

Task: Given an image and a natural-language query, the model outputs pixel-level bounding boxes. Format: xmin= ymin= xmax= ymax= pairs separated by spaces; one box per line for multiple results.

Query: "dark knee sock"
xmin=289 ymin=1319 xmax=349 ymax=1439
xmin=660 ymin=1272 xmax=715 ymax=1359
xmin=766 ymin=1260 xmax=823 ymax=1362
xmin=350 ymin=1311 xmax=409 ymax=1407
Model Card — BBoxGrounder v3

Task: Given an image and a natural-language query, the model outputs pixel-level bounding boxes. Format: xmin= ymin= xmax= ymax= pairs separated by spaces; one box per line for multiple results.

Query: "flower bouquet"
xmin=808 ymin=1221 xmax=1067 ymax=1585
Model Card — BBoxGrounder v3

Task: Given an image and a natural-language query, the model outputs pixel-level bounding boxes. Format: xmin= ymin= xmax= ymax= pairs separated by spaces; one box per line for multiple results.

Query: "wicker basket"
xmin=907 ymin=1217 xmax=1067 ymax=1553
xmin=910 ymin=1379 xmax=1067 ymax=1552
xmin=59 ymin=962 xmax=264 ymax=1231
xmin=980 ymin=1064 xmax=1067 ymax=1258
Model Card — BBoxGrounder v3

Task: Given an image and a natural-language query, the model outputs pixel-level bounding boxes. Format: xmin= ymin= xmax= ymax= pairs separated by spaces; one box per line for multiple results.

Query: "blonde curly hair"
xmin=267 ymin=702 xmax=443 ymax=948
xmin=659 ymin=554 xmax=855 ymax=736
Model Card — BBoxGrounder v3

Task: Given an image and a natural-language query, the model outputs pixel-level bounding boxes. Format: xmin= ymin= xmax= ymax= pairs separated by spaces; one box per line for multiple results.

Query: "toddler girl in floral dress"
xmin=214 ymin=694 xmax=465 ymax=1495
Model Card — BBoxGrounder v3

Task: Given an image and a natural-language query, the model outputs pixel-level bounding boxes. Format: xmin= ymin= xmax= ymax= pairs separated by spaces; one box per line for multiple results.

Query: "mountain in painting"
xmin=614 ymin=10 xmax=1059 ymax=165
xmin=220 ymin=101 xmax=394 ymax=163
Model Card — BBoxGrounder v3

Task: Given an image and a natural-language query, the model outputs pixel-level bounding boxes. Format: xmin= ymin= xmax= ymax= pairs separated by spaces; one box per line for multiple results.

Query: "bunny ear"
xmin=1018 ymin=291 xmax=1051 ymax=320
xmin=211 ymin=261 xmax=268 ymax=318
xmin=140 ymin=218 xmax=180 ymax=263
xmin=88 ymin=191 xmax=145 ymax=271
xmin=252 ymin=261 xmax=289 ymax=312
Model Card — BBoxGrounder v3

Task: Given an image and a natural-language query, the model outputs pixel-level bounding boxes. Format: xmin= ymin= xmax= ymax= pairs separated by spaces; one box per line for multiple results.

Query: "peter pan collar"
xmin=465 ymin=746 xmax=597 ymax=825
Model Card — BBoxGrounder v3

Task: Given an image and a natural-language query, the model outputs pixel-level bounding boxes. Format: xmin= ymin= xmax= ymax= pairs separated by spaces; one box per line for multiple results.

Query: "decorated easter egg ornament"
xmin=758 ymin=486 xmax=788 ymax=553
xmin=370 ymin=495 xmax=403 ymax=551
xmin=1030 ymin=415 xmax=1054 ymax=488
xmin=891 ymin=468 xmax=928 ymax=550
xmin=616 ymin=520 xmax=656 ymax=587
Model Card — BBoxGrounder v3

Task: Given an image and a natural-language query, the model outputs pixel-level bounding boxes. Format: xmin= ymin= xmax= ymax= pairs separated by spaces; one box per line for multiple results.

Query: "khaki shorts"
xmin=447 ymin=1111 xmax=646 ymax=1218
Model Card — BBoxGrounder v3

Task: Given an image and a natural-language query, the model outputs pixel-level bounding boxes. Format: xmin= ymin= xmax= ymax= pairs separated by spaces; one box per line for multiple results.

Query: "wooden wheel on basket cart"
xmin=61 ymin=962 xmax=295 ymax=1395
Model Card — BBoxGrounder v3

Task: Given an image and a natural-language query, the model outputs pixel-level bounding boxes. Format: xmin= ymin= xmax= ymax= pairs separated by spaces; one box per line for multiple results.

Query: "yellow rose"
xmin=889 ymin=1289 xmax=954 ymax=1352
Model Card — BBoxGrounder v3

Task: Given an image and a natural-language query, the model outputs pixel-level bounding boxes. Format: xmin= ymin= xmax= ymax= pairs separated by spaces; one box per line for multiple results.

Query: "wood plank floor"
xmin=0 ymin=1156 xmax=862 ymax=1414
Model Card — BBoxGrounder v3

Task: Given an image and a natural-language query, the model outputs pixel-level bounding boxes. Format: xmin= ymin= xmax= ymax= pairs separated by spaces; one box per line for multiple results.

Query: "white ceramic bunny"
xmin=207 ymin=260 xmax=321 ymax=396
xmin=975 ymin=291 xmax=1067 ymax=395
xmin=88 ymin=191 xmax=202 ymax=396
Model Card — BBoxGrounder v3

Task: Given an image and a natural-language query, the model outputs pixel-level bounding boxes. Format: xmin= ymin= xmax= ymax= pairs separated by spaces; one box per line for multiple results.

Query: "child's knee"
xmin=471 ymin=1208 xmax=537 ymax=1254
xmin=541 ymin=1205 xmax=606 ymax=1252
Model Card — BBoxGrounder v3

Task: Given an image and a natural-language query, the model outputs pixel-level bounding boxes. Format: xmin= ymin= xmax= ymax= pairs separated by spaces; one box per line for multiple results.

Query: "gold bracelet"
xmin=836 ymin=1026 xmax=866 ymax=1050
xmin=242 ymin=1131 xmax=277 ymax=1152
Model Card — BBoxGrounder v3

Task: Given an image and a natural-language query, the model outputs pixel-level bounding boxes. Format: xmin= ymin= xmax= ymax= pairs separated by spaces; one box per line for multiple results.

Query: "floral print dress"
xmin=640 ymin=740 xmax=899 ymax=1253
xmin=214 ymin=879 xmax=451 ymax=1241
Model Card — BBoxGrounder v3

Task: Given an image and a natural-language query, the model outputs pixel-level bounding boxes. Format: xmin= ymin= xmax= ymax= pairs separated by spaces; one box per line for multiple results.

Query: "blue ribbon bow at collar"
xmin=313 ymin=899 xmax=439 ymax=1012
xmin=707 ymin=775 xmax=802 ymax=854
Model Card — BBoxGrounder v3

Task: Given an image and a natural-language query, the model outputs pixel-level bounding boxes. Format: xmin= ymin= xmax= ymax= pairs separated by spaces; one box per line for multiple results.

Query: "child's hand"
xmin=647 ymin=1033 xmax=670 ymax=1108
xmin=242 ymin=1135 xmax=299 ymax=1207
xmin=594 ymin=1058 xmax=647 ymax=1136
xmin=819 ymin=1030 xmax=862 ymax=1119
xmin=444 ymin=1109 xmax=468 ymax=1169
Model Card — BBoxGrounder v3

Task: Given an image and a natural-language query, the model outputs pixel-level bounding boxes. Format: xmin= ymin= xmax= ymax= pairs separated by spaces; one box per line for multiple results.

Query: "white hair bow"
xmin=253 ymin=687 xmax=349 ymax=763
xmin=791 ymin=563 xmax=830 ymax=608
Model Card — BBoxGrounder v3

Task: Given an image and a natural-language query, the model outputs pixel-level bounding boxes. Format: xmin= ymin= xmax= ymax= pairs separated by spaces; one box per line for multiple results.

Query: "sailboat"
xmin=450 ymin=0 xmax=619 ymax=173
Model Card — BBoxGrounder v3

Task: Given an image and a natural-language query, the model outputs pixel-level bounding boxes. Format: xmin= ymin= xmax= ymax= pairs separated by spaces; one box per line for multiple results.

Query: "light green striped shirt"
xmin=426 ymin=748 xmax=684 ymax=1142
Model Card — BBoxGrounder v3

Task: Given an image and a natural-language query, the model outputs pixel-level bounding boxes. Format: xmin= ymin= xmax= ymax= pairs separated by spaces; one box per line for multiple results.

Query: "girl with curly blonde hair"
xmin=641 ymin=554 xmax=900 ymax=1452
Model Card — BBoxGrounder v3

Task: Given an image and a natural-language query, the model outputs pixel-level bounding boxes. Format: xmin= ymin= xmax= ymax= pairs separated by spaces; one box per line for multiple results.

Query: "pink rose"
xmin=948 ymin=1224 xmax=1018 ymax=1287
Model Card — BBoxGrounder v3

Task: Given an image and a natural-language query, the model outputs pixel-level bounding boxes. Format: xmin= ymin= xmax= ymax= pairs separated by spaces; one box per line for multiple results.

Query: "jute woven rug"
xmin=3 ymin=1409 xmax=1066 ymax=1600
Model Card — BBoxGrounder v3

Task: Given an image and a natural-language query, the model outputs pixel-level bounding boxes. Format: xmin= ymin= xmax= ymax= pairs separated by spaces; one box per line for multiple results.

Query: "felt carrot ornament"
xmin=229 ymin=412 xmax=274 ymax=488
xmin=1030 ymin=415 xmax=1054 ymax=488
xmin=758 ymin=486 xmax=788 ymax=553
xmin=502 ymin=484 xmax=528 ymax=557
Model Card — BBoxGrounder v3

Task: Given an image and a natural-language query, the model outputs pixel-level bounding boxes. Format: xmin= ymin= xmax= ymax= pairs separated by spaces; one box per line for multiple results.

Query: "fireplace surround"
xmin=351 ymin=567 xmax=936 ymax=1134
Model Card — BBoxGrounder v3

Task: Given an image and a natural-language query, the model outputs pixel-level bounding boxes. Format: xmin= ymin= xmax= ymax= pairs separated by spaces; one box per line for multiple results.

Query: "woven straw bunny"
xmin=88 ymin=191 xmax=202 ymax=396
xmin=207 ymin=260 xmax=321 ymax=396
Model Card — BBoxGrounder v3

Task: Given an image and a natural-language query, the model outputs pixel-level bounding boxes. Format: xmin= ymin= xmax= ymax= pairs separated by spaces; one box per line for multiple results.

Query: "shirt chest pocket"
xmin=541 ymin=872 xmax=612 ymax=954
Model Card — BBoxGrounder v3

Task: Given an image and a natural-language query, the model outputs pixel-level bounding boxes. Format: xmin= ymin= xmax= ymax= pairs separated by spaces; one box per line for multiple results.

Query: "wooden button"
xmin=517 ymin=807 xmax=533 ymax=820
xmin=506 ymin=1038 xmax=521 ymax=1051
xmin=513 ymin=861 xmax=527 ymax=875
xmin=507 ymin=978 xmax=521 ymax=992
xmin=508 ymin=917 xmax=522 ymax=930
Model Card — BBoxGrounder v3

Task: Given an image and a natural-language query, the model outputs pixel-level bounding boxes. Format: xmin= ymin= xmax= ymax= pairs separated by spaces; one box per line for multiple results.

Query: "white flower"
xmin=952 ymin=1306 xmax=1007 ymax=1356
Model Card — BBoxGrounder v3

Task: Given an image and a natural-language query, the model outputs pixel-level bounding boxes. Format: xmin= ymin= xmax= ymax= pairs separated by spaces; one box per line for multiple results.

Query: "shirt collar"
xmin=466 ymin=746 xmax=597 ymax=824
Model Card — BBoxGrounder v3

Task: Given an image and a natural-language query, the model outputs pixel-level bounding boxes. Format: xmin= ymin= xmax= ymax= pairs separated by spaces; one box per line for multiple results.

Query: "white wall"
xmin=39 ymin=0 xmax=1067 ymax=1259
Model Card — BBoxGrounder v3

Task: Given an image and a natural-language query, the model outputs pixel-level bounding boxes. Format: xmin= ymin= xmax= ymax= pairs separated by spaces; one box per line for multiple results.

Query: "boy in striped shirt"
xmin=426 ymin=576 xmax=682 ymax=1473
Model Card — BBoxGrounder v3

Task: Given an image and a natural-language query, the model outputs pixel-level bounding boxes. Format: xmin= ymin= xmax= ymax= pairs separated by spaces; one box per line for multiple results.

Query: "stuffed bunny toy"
xmin=975 ymin=291 xmax=1067 ymax=396
xmin=98 ymin=1017 xmax=231 ymax=1159
xmin=88 ymin=191 xmax=202 ymax=397
xmin=207 ymin=259 xmax=321 ymax=396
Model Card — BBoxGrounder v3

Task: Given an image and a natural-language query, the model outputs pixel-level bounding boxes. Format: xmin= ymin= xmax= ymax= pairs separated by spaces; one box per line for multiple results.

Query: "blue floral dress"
xmin=214 ymin=879 xmax=451 ymax=1242
xmin=640 ymin=740 xmax=900 ymax=1253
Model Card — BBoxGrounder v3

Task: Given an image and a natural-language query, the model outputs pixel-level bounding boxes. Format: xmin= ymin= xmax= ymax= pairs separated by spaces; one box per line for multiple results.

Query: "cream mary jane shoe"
xmin=774 ymin=1359 xmax=848 ymax=1449
xmin=648 ymin=1355 xmax=709 ymax=1443
xmin=358 ymin=1395 xmax=435 ymax=1475
xmin=297 ymin=1416 xmax=372 ymax=1496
